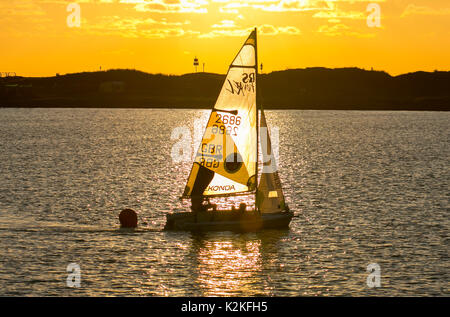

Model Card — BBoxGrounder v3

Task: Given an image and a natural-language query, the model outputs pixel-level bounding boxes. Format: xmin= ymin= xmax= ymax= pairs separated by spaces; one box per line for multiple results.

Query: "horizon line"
xmin=4 ymin=66 xmax=450 ymax=80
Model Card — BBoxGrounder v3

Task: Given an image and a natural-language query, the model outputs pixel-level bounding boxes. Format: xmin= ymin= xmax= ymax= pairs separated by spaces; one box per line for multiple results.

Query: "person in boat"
xmin=191 ymin=195 xmax=206 ymax=212
xmin=231 ymin=203 xmax=247 ymax=213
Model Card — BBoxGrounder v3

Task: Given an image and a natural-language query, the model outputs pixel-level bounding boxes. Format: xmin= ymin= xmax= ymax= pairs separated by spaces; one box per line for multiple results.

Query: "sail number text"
xmin=212 ymin=113 xmax=241 ymax=136
xmin=197 ymin=113 xmax=242 ymax=169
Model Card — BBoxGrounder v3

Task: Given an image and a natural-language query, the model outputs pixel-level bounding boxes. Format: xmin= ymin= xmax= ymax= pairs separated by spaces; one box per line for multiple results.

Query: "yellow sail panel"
xmin=193 ymin=112 xmax=250 ymax=186
xmin=257 ymin=111 xmax=286 ymax=213
xmin=245 ymin=38 xmax=255 ymax=46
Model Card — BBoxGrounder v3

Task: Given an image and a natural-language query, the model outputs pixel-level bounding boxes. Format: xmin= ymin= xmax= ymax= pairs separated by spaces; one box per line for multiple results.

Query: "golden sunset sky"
xmin=1 ymin=0 xmax=449 ymax=77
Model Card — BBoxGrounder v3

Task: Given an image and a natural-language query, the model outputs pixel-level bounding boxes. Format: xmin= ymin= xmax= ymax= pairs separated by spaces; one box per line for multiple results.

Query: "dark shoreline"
xmin=1 ymin=68 xmax=449 ymax=111
xmin=2 ymin=105 xmax=449 ymax=112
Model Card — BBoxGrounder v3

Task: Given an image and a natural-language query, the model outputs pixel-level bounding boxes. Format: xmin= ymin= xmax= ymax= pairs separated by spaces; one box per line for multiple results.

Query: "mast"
xmin=254 ymin=27 xmax=259 ymax=210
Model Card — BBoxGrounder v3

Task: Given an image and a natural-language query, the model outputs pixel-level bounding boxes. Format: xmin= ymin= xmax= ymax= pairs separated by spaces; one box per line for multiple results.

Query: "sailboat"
xmin=164 ymin=28 xmax=293 ymax=232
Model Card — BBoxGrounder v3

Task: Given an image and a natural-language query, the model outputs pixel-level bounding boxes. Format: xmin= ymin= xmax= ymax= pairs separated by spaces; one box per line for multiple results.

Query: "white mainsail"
xmin=183 ymin=29 xmax=258 ymax=198
xmin=256 ymin=110 xmax=286 ymax=213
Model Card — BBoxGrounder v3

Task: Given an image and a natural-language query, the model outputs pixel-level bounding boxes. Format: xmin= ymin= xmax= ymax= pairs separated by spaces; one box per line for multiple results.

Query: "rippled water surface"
xmin=0 ymin=108 xmax=448 ymax=296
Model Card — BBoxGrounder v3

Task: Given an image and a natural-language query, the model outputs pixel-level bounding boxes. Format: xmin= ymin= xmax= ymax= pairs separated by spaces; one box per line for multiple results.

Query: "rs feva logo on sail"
xmin=225 ymin=72 xmax=255 ymax=96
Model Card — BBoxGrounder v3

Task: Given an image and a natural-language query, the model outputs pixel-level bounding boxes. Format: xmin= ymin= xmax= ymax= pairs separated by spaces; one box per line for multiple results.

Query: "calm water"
xmin=0 ymin=108 xmax=448 ymax=296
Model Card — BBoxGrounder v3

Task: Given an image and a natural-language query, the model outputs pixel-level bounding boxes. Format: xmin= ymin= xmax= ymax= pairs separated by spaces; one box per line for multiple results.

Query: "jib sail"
xmin=256 ymin=110 xmax=286 ymax=213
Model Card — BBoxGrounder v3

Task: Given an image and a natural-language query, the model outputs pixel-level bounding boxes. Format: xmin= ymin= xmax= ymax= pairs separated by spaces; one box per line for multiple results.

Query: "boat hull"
xmin=164 ymin=210 xmax=294 ymax=232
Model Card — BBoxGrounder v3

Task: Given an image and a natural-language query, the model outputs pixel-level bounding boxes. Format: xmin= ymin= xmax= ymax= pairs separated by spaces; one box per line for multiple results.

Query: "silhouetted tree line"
xmin=0 ymin=68 xmax=449 ymax=110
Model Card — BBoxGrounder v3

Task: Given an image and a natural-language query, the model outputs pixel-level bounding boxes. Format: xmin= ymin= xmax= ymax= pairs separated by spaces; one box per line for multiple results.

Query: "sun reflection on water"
xmin=189 ymin=231 xmax=288 ymax=296
xmin=196 ymin=240 xmax=261 ymax=296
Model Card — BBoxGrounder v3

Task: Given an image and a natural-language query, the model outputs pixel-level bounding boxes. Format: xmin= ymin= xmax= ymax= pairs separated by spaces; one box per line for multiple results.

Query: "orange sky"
xmin=1 ymin=0 xmax=449 ymax=77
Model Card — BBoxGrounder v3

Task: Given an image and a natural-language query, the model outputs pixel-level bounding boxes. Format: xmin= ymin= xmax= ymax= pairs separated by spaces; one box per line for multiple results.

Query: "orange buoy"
xmin=119 ymin=209 xmax=138 ymax=228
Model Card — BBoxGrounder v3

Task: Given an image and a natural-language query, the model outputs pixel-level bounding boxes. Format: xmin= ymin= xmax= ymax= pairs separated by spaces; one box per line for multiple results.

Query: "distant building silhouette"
xmin=194 ymin=57 xmax=199 ymax=72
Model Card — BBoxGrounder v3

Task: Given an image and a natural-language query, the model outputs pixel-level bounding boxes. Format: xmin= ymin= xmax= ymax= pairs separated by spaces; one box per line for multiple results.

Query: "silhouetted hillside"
xmin=1 ymin=68 xmax=449 ymax=110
